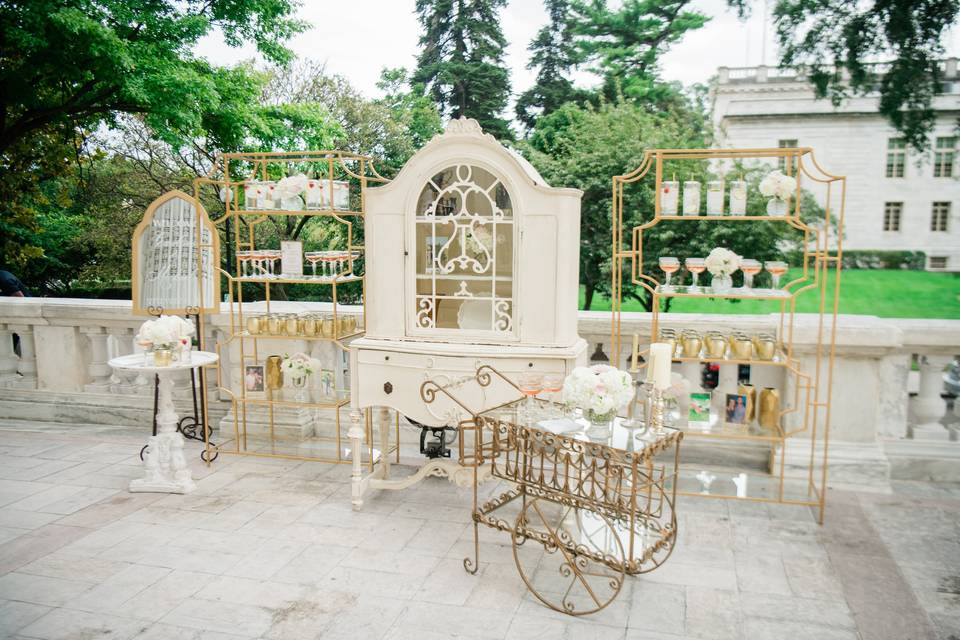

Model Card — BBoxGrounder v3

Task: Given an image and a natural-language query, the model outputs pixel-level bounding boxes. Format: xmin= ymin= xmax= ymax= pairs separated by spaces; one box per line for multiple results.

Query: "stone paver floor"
xmin=0 ymin=421 xmax=958 ymax=640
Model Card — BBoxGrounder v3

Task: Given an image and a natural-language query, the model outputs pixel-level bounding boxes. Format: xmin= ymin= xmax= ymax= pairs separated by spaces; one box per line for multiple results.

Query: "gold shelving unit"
xmin=611 ymin=148 xmax=845 ymax=522
xmin=193 ymin=151 xmax=398 ymax=465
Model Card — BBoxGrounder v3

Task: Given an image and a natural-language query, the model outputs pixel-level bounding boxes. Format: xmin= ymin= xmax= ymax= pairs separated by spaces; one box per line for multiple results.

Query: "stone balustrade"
xmin=1 ymin=297 xmax=958 ymax=482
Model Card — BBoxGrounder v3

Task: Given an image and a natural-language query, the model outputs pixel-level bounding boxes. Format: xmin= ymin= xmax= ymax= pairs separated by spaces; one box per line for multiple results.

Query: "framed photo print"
xmin=243 ymin=365 xmax=266 ymax=397
xmin=724 ymin=393 xmax=749 ymax=427
xmin=689 ymin=392 xmax=711 ymax=423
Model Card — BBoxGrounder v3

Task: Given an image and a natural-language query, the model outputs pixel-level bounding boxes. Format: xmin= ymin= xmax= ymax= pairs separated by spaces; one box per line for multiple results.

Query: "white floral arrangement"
xmin=136 ymin=315 xmax=194 ymax=350
xmin=705 ymin=247 xmax=741 ymax=277
xmin=276 ymin=174 xmax=309 ymax=198
xmin=562 ymin=364 xmax=634 ymax=418
xmin=281 ymin=352 xmax=315 ymax=379
xmin=464 ymin=225 xmax=493 ymax=257
xmin=758 ymin=170 xmax=797 ymax=201
xmin=662 ymin=372 xmax=691 ymax=401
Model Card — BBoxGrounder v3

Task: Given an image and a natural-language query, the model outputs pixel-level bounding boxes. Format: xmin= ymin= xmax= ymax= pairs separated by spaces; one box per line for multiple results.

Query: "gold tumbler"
xmin=266 ymin=355 xmax=283 ymax=390
xmin=731 ymin=335 xmax=754 ymax=360
xmin=704 ymin=333 xmax=727 ymax=359
xmin=321 ymin=314 xmax=335 ymax=338
xmin=246 ymin=315 xmax=262 ymax=335
xmin=680 ymin=334 xmax=703 ymax=358
xmin=285 ymin=317 xmax=299 ymax=336
xmin=301 ymin=316 xmax=318 ymax=337
xmin=755 ymin=337 xmax=777 ymax=361
xmin=738 ymin=383 xmax=756 ymax=422
xmin=267 ymin=314 xmax=282 ymax=335
xmin=153 ymin=348 xmax=172 ymax=367
xmin=758 ymin=387 xmax=780 ymax=432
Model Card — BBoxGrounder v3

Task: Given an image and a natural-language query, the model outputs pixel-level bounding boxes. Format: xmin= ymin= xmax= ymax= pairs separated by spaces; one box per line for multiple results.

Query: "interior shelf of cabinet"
xmin=236 ymin=396 xmax=351 ymax=409
xmin=653 ymin=286 xmax=791 ymax=299
xmin=416 ymin=273 xmax=511 ymax=282
xmin=653 ymin=215 xmax=799 ymax=222
xmin=670 ymin=352 xmax=791 ymax=367
xmin=232 ymin=208 xmax=362 ymax=217
xmin=230 ymin=275 xmax=363 ymax=285
xmin=674 ymin=421 xmax=784 ymax=442
xmin=674 ymin=467 xmax=817 ymax=504
xmin=232 ymin=330 xmax=363 ymax=341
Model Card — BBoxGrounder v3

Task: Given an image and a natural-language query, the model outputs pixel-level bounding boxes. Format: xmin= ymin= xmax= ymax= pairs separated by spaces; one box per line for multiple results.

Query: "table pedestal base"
xmin=130 ymin=370 xmax=196 ymax=494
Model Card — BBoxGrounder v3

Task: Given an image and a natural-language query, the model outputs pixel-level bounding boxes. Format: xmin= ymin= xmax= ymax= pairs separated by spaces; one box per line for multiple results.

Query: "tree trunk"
xmin=583 ymin=283 xmax=595 ymax=310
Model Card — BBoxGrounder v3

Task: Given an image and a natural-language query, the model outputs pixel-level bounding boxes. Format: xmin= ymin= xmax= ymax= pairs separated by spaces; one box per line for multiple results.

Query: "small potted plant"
xmin=758 ymin=170 xmax=797 ymax=216
xmin=705 ymin=247 xmax=741 ymax=292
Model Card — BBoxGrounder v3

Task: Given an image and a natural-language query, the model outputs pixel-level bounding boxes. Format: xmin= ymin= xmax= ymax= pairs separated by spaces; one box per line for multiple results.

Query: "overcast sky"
xmin=195 ymin=0 xmax=960 ymax=101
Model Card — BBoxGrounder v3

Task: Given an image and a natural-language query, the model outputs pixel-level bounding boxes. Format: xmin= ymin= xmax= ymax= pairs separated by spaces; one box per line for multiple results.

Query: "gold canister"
xmin=704 ymin=332 xmax=727 ymax=359
xmin=754 ymin=336 xmax=777 ymax=361
xmin=153 ymin=348 xmax=172 ymax=367
xmin=301 ymin=315 xmax=318 ymax=337
xmin=285 ymin=316 xmax=299 ymax=336
xmin=731 ymin=335 xmax=754 ymax=360
xmin=267 ymin=314 xmax=282 ymax=335
xmin=321 ymin=314 xmax=335 ymax=338
xmin=738 ymin=383 xmax=756 ymax=422
xmin=246 ymin=315 xmax=262 ymax=335
xmin=266 ymin=355 xmax=283 ymax=390
xmin=680 ymin=333 xmax=702 ymax=358
xmin=758 ymin=387 xmax=780 ymax=432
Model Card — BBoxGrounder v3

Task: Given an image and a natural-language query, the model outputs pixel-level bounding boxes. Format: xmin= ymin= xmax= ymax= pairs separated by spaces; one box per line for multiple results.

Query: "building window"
xmin=931 ymin=202 xmax=951 ymax=232
xmin=934 ymin=137 xmax=956 ymax=177
xmin=929 ymin=256 xmax=948 ymax=269
xmin=883 ymin=202 xmax=902 ymax=231
xmin=886 ymin=139 xmax=906 ymax=177
xmin=778 ymin=139 xmax=797 ymax=173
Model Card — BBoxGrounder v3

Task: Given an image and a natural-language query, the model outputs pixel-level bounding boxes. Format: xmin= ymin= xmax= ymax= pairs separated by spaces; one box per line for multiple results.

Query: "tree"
xmin=729 ymin=0 xmax=959 ymax=152
xmin=569 ymin=0 xmax=709 ymax=103
xmin=0 ymin=0 xmax=305 ymax=270
xmin=412 ymin=0 xmax=513 ymax=139
xmin=522 ymin=98 xmax=820 ymax=311
xmin=516 ymin=0 xmax=587 ymax=130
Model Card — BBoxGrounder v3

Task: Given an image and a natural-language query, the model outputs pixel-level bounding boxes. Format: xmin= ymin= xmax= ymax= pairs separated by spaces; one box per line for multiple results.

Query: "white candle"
xmin=631 ymin=333 xmax=640 ymax=371
xmin=729 ymin=180 xmax=747 ymax=215
xmin=660 ymin=181 xmax=679 ymax=215
xmin=706 ymin=180 xmax=724 ymax=214
xmin=649 ymin=342 xmax=673 ymax=390
xmin=682 ymin=181 xmax=700 ymax=216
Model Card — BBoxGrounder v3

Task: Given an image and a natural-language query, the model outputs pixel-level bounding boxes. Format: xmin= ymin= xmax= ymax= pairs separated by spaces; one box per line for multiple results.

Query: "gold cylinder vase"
xmin=758 ymin=387 xmax=780 ymax=432
xmin=266 ymin=356 xmax=284 ymax=390
xmin=738 ymin=383 xmax=756 ymax=422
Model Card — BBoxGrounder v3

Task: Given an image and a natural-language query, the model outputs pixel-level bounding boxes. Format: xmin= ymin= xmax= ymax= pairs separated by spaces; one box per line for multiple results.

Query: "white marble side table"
xmin=109 ymin=351 xmax=218 ymax=494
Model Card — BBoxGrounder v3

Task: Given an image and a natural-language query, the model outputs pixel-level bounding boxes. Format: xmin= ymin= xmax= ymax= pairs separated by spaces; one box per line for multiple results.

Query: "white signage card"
xmin=281 ymin=241 xmax=304 ymax=277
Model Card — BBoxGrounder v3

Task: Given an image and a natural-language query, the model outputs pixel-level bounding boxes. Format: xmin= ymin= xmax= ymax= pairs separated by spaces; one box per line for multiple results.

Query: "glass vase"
xmin=711 ymin=274 xmax=734 ymax=292
xmin=766 ymin=198 xmax=789 ymax=216
xmin=584 ymin=409 xmax=616 ymax=440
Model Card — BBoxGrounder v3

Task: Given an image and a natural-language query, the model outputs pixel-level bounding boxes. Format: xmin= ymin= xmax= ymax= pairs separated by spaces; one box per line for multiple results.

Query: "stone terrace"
xmin=0 ymin=421 xmax=958 ymax=640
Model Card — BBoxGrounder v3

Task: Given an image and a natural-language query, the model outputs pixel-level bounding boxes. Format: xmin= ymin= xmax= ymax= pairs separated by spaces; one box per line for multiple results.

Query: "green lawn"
xmin=581 ymin=269 xmax=960 ymax=319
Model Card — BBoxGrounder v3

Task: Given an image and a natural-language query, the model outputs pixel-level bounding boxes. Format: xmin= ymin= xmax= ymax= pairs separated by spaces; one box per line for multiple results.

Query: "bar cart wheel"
xmin=512 ymin=497 xmax=626 ymax=616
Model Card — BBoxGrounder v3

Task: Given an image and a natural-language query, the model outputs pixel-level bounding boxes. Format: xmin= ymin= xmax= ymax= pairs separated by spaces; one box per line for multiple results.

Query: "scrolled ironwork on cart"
xmin=422 ymin=365 xmax=683 ymax=616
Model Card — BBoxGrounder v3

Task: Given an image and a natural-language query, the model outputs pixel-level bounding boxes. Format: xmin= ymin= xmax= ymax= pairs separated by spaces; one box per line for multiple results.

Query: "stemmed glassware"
xmin=305 ymin=251 xmax=323 ymax=278
xmin=659 ymin=257 xmax=680 ymax=291
xmin=236 ymin=250 xmax=253 ymax=278
xmin=517 ymin=372 xmax=544 ymax=424
xmin=740 ymin=259 xmax=762 ymax=291
xmin=541 ymin=373 xmax=565 ymax=419
xmin=764 ymin=261 xmax=788 ymax=290
xmin=685 ymin=257 xmax=706 ymax=292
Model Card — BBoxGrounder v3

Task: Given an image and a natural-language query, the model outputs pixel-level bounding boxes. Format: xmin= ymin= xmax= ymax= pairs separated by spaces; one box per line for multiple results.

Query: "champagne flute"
xmin=764 ymin=261 xmax=788 ymax=290
xmin=517 ymin=372 xmax=544 ymax=424
xmin=659 ymin=256 xmax=680 ymax=291
xmin=685 ymin=257 xmax=706 ymax=292
xmin=740 ymin=259 xmax=762 ymax=290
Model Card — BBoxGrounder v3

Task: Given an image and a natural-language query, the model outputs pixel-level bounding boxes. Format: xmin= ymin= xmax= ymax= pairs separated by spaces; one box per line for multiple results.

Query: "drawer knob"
xmin=384 ymin=382 xmax=393 ymax=394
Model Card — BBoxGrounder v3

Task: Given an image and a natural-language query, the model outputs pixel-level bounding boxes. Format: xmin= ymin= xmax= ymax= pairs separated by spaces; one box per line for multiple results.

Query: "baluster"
xmin=108 ymin=327 xmax=136 ymax=393
xmin=910 ymin=354 xmax=952 ymax=439
xmin=82 ymin=327 xmax=111 ymax=392
xmin=8 ymin=325 xmax=37 ymax=389
xmin=0 ymin=324 xmax=18 ymax=386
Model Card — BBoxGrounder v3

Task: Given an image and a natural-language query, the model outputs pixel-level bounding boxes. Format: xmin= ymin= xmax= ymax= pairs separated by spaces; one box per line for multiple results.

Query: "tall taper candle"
xmin=631 ymin=333 xmax=640 ymax=372
xmin=649 ymin=342 xmax=673 ymax=390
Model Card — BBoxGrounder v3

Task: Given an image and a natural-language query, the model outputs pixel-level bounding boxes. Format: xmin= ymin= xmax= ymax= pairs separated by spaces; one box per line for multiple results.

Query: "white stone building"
xmin=711 ymin=59 xmax=960 ymax=271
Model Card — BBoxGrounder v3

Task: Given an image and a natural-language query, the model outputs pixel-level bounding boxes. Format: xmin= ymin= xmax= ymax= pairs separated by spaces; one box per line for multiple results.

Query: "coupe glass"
xmin=305 ymin=251 xmax=323 ymax=278
xmin=659 ymin=257 xmax=680 ymax=291
xmin=764 ymin=261 xmax=788 ymax=290
xmin=740 ymin=259 xmax=762 ymax=290
xmin=236 ymin=250 xmax=252 ymax=278
xmin=517 ymin=372 xmax=544 ymax=424
xmin=542 ymin=373 xmax=565 ymax=418
xmin=685 ymin=257 xmax=706 ymax=292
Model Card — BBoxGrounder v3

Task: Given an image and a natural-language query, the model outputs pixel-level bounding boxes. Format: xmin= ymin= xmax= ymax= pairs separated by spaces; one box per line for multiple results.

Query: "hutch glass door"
xmin=413 ymin=164 xmax=515 ymax=337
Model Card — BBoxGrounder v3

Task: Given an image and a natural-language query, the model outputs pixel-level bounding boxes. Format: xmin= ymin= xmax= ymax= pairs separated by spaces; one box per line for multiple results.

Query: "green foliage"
xmin=569 ymin=0 xmax=709 ymax=103
xmin=737 ymin=0 xmax=960 ymax=152
xmin=516 ymin=0 xmax=590 ymax=130
xmin=412 ymin=0 xmax=513 ymax=140
xmin=839 ymin=250 xmax=927 ymax=271
xmin=522 ymin=99 xmax=823 ymax=311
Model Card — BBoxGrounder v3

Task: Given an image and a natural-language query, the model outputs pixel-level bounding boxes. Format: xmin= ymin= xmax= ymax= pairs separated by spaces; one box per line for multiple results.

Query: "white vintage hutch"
xmin=348 ymin=118 xmax=586 ymax=503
